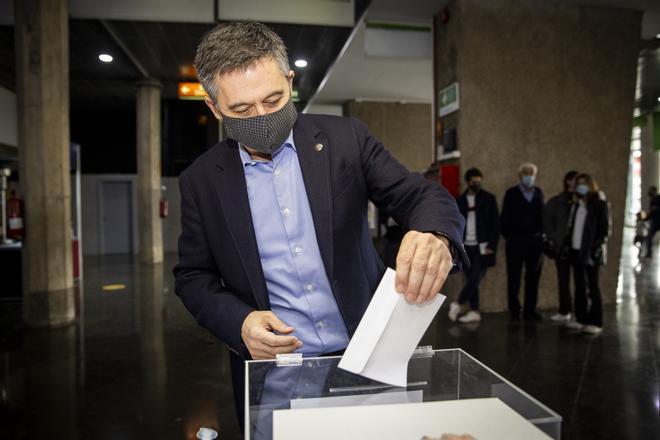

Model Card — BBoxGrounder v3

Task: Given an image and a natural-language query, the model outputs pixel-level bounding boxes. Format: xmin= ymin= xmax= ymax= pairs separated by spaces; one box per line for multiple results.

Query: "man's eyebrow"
xmin=228 ymin=90 xmax=285 ymax=110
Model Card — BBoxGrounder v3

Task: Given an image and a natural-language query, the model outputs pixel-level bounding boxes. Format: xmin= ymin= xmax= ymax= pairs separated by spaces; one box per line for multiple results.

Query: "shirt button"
xmin=294 ymin=246 xmax=303 ymax=255
xmin=282 ymin=208 xmax=291 ymax=217
xmin=317 ymin=321 xmax=326 ymax=330
xmin=274 ymin=169 xmax=281 ymax=177
xmin=305 ymin=284 xmax=315 ymax=293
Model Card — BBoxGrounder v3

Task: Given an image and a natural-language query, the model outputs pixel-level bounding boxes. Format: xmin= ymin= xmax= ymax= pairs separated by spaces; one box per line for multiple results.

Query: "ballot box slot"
xmin=328 ymin=381 xmax=428 ymax=394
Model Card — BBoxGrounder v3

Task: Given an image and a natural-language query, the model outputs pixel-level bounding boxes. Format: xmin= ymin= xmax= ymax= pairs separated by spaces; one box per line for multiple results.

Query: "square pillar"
xmin=15 ymin=0 xmax=75 ymax=327
xmin=136 ymin=80 xmax=163 ymax=263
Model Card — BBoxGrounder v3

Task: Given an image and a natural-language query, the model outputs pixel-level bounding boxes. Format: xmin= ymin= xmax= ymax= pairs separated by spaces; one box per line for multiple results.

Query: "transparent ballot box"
xmin=245 ymin=348 xmax=562 ymax=440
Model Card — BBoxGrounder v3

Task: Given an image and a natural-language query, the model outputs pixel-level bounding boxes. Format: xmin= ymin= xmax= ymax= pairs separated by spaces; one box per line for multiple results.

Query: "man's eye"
xmin=265 ymin=98 xmax=281 ymax=106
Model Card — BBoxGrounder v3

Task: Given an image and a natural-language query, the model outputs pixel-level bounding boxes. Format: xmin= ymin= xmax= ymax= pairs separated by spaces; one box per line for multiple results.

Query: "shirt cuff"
xmin=431 ymin=231 xmax=470 ymax=272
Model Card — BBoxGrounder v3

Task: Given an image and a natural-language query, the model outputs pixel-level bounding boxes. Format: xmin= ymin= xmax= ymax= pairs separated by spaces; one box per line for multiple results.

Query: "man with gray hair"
xmin=500 ymin=162 xmax=544 ymax=321
xmin=173 ymin=22 xmax=467 ymax=425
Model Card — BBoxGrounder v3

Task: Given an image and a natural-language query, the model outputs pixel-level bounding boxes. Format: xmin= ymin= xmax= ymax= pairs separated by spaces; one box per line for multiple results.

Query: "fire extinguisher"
xmin=160 ymin=185 xmax=168 ymax=219
xmin=7 ymin=189 xmax=24 ymax=240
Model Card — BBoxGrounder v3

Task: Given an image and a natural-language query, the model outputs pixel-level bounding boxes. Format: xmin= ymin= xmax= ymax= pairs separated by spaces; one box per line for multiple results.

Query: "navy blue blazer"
xmin=173 ymin=114 xmax=466 ymax=360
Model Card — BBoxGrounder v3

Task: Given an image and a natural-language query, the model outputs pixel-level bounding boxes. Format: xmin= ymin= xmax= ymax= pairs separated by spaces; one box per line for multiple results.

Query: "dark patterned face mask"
xmin=221 ymin=98 xmax=298 ymax=154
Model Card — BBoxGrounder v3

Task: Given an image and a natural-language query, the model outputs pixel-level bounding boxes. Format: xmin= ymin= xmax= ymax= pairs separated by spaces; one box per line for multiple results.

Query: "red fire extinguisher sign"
xmin=160 ymin=198 xmax=169 ymax=218
xmin=7 ymin=190 xmax=24 ymax=240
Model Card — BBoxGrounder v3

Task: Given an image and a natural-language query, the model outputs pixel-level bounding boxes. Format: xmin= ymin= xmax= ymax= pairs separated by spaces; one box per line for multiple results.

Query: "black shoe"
xmin=523 ymin=312 xmax=543 ymax=321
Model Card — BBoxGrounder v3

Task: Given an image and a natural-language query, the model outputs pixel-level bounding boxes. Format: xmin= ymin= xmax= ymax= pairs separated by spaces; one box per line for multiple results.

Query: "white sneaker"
xmin=582 ymin=325 xmax=603 ymax=335
xmin=551 ymin=313 xmax=571 ymax=322
xmin=448 ymin=302 xmax=461 ymax=322
xmin=459 ymin=311 xmax=481 ymax=323
xmin=565 ymin=320 xmax=584 ymax=330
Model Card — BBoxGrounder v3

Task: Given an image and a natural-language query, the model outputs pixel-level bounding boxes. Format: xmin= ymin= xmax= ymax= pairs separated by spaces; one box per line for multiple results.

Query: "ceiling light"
xmin=656 ymin=33 xmax=660 ymax=39
xmin=657 ymin=97 xmax=660 ymax=102
xmin=294 ymin=59 xmax=308 ymax=68
xmin=98 ymin=53 xmax=113 ymax=63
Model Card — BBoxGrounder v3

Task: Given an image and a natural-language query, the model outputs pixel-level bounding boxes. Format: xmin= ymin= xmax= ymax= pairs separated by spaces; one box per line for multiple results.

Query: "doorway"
xmin=99 ymin=180 xmax=133 ymax=254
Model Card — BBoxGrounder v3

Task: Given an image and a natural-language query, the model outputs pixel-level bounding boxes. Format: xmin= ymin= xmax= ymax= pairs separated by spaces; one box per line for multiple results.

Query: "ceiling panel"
xmin=0 ymin=17 xmax=357 ymax=110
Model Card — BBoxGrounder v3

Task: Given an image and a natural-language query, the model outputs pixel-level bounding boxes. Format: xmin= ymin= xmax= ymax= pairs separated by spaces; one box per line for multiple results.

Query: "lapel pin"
xmin=314 ymin=143 xmax=324 ymax=152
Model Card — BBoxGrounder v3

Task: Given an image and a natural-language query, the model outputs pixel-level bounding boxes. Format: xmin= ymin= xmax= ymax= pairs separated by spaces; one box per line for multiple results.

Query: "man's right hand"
xmin=241 ymin=311 xmax=303 ymax=360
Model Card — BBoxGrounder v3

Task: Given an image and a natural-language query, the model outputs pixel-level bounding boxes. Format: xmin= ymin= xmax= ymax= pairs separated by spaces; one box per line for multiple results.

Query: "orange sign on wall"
xmin=178 ymin=82 xmax=207 ymax=99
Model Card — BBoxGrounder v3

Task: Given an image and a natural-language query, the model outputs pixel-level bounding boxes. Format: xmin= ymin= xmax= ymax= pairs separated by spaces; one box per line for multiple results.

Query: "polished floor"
xmin=1 ymin=229 xmax=658 ymax=439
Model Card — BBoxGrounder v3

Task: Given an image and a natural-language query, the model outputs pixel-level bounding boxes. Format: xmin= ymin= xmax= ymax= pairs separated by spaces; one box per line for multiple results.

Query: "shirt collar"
xmin=519 ymin=183 xmax=535 ymax=193
xmin=238 ymin=130 xmax=296 ymax=167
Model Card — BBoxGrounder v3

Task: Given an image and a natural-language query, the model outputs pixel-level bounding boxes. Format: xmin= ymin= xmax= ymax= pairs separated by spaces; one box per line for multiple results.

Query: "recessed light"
xmin=657 ymin=96 xmax=660 ymax=102
xmin=294 ymin=59 xmax=308 ymax=68
xmin=656 ymin=33 xmax=660 ymax=39
xmin=98 ymin=53 xmax=113 ymax=63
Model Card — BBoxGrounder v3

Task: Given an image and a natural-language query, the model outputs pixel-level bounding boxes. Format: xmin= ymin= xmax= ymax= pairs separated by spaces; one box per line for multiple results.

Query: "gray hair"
xmin=518 ymin=162 xmax=538 ymax=175
xmin=194 ymin=22 xmax=291 ymax=102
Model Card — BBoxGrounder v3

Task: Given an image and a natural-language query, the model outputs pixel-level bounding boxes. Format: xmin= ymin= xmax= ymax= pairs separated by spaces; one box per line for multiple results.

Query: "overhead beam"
xmin=99 ymin=20 xmax=150 ymax=79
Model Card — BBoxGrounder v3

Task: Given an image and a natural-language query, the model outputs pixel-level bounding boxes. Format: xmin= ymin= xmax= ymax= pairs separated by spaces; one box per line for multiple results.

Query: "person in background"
xmin=543 ymin=170 xmax=578 ymax=322
xmin=500 ymin=162 xmax=544 ymax=321
xmin=644 ymin=186 xmax=660 ymax=259
xmin=449 ymin=168 xmax=500 ymax=323
xmin=634 ymin=211 xmax=648 ymax=258
xmin=564 ymin=174 xmax=609 ymax=334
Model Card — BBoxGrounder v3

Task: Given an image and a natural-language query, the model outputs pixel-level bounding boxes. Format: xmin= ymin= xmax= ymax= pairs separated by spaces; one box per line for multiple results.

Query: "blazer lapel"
xmin=294 ymin=118 xmax=335 ymax=280
xmin=214 ymin=140 xmax=270 ymax=310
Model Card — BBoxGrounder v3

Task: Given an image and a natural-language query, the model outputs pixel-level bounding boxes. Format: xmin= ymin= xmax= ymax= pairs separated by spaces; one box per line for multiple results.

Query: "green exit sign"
xmin=438 ymin=82 xmax=459 ymax=117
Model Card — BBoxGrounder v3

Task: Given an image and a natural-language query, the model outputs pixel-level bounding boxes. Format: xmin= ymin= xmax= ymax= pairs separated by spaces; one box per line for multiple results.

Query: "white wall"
xmin=81 ymin=174 xmax=181 ymax=255
xmin=0 ymin=86 xmax=18 ymax=147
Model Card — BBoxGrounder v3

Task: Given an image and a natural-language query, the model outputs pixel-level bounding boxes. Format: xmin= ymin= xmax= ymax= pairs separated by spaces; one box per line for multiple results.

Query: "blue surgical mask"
xmin=521 ymin=175 xmax=535 ymax=188
xmin=576 ymin=184 xmax=589 ymax=197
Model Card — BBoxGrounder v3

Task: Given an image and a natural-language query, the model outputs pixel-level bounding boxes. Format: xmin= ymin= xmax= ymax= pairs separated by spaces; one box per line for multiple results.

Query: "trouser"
xmin=646 ymin=222 xmax=660 ymax=257
xmin=570 ymin=250 xmax=603 ymax=327
xmin=458 ymin=245 xmax=487 ymax=310
xmin=555 ymin=258 xmax=572 ymax=315
xmin=505 ymin=238 xmax=543 ymax=316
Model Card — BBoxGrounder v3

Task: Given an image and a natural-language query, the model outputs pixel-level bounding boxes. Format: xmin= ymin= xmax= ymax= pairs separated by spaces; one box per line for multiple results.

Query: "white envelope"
xmin=338 ymin=268 xmax=445 ymax=387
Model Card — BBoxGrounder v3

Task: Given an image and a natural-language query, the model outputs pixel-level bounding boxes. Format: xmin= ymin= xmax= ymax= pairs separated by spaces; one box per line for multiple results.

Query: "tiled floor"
xmin=1 ymin=229 xmax=658 ymax=439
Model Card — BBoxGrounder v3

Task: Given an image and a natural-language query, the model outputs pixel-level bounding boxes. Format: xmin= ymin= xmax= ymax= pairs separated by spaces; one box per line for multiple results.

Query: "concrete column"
xmin=434 ymin=0 xmax=641 ymax=311
xmin=136 ymin=80 xmax=163 ymax=263
xmin=15 ymin=0 xmax=75 ymax=327
xmin=344 ymin=101 xmax=433 ymax=172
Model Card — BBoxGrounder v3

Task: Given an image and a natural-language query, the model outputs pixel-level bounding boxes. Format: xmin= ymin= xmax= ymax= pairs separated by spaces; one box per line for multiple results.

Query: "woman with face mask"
xmin=564 ymin=174 xmax=609 ymax=335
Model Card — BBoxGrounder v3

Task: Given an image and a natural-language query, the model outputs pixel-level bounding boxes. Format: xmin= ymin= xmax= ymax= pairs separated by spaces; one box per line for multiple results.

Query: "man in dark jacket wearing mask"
xmin=501 ymin=162 xmax=544 ymax=321
xmin=449 ymin=168 xmax=499 ymax=323
xmin=173 ymin=21 xmax=467 ymax=426
xmin=543 ymin=170 xmax=578 ymax=322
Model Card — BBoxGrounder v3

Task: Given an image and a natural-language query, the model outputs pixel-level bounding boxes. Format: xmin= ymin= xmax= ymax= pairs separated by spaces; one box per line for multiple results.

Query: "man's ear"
xmin=287 ymin=70 xmax=295 ymax=90
xmin=204 ymin=97 xmax=223 ymax=121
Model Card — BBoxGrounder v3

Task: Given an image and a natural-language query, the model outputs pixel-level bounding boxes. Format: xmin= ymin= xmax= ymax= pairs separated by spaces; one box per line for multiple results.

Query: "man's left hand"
xmin=395 ymin=231 xmax=453 ymax=304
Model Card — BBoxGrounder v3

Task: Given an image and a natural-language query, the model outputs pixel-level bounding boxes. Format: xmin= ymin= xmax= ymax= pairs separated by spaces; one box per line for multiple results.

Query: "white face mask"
xmin=521 ymin=175 xmax=535 ymax=188
xmin=576 ymin=184 xmax=589 ymax=197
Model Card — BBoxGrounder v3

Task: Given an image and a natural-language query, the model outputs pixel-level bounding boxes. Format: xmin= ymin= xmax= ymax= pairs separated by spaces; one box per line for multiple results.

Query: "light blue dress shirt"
xmin=239 ymin=131 xmax=350 ymax=356
xmin=518 ymin=184 xmax=536 ymax=202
